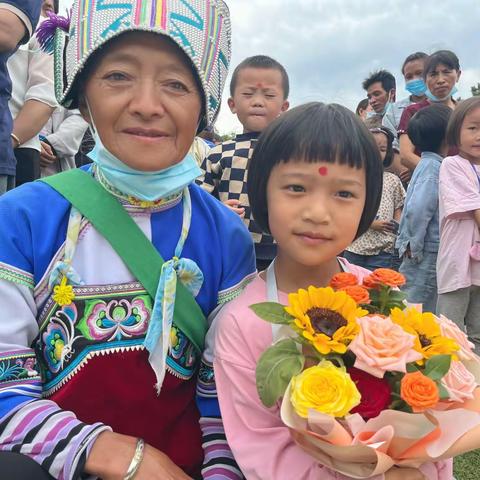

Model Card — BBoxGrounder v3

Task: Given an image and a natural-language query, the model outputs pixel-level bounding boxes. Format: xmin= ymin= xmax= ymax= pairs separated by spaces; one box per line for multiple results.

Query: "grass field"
xmin=454 ymin=450 xmax=480 ymax=479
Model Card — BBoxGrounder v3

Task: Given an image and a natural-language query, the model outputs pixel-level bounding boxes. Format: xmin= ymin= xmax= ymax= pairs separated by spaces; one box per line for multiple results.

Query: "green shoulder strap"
xmin=40 ymin=169 xmax=207 ymax=353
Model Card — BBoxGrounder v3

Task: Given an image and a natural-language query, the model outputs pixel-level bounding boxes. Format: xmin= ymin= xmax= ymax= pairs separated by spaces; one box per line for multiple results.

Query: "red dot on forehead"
xmin=318 ymin=166 xmax=328 ymax=176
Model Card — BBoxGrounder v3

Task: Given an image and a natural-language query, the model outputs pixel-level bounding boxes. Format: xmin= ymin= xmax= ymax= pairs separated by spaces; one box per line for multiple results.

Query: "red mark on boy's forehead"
xmin=256 ymin=82 xmax=264 ymax=88
xmin=318 ymin=166 xmax=328 ymax=176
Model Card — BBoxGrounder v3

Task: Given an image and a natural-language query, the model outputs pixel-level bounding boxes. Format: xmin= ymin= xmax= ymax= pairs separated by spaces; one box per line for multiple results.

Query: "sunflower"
xmin=390 ymin=307 xmax=459 ymax=363
xmin=285 ymin=286 xmax=367 ymax=355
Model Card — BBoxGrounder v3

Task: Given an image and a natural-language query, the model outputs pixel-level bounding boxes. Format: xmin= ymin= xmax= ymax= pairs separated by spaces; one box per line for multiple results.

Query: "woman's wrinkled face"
xmin=426 ymin=62 xmax=460 ymax=99
xmin=81 ymin=32 xmax=202 ymax=171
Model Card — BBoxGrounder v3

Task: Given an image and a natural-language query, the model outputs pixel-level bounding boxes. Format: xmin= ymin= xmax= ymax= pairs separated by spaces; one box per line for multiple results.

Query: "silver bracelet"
xmin=124 ymin=438 xmax=145 ymax=480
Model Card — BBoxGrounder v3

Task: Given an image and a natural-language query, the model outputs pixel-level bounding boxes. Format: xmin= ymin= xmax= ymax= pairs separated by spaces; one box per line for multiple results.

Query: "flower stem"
xmin=379 ymin=286 xmax=390 ymax=315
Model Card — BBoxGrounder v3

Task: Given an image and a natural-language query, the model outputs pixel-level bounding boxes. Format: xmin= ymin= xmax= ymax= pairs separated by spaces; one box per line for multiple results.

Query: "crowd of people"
xmin=0 ymin=0 xmax=479 ymax=479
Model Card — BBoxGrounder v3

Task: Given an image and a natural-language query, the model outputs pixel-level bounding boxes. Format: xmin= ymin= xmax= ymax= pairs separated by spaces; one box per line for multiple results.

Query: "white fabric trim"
xmin=0 ymin=279 xmax=38 ymax=351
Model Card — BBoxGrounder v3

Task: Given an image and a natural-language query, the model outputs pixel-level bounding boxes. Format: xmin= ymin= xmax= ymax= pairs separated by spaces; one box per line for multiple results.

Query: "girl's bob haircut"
xmin=446 ymin=96 xmax=480 ymax=148
xmin=248 ymin=102 xmax=383 ymax=240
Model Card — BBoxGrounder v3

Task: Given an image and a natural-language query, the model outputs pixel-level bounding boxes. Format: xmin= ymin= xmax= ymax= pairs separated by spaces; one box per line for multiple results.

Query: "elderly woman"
xmin=0 ymin=1 xmax=255 ymax=479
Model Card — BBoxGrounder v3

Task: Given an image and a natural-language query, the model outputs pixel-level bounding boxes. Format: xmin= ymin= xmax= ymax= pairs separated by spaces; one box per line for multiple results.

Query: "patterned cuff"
xmin=200 ymin=417 xmax=244 ymax=480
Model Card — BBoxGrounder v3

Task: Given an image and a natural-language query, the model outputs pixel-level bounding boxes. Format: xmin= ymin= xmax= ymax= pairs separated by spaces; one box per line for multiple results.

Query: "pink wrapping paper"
xmin=281 ymin=382 xmax=480 ymax=479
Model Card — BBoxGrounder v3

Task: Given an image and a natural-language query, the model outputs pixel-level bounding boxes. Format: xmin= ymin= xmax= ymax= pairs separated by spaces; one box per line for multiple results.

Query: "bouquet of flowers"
xmin=252 ymin=268 xmax=480 ymax=478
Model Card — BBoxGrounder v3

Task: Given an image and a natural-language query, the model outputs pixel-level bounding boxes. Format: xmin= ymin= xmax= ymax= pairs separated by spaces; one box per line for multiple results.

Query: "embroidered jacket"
xmin=0 ymin=178 xmax=255 ymax=479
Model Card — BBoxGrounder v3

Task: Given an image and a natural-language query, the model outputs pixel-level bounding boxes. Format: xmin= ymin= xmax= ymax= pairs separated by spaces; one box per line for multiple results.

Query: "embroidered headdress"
xmin=38 ymin=0 xmax=231 ymax=129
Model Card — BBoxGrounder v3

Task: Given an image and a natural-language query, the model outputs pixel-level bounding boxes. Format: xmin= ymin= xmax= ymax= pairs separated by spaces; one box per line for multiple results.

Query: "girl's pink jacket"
xmin=214 ymin=260 xmax=453 ymax=480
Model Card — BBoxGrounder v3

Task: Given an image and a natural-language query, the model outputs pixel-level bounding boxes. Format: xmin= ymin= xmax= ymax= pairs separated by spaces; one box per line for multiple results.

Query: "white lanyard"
xmin=266 ymin=260 xmax=279 ymax=302
xmin=265 ymin=260 xmax=293 ymax=343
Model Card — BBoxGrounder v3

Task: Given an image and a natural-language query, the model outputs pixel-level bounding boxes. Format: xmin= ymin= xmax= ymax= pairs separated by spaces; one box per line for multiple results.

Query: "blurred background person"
xmin=0 ymin=0 xmax=42 ymax=194
xmin=355 ymin=97 xmax=372 ymax=121
xmin=40 ymin=107 xmax=89 ymax=176
xmin=7 ymin=2 xmax=57 ymax=186
xmin=362 ymin=69 xmax=396 ymax=121
xmin=398 ymin=50 xmax=461 ymax=171
xmin=383 ymin=51 xmax=428 ymax=150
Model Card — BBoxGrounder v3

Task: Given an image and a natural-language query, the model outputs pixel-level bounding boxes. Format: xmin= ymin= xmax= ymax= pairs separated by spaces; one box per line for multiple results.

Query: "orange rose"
xmin=363 ymin=269 xmax=406 ymax=289
xmin=340 ymin=285 xmax=371 ymax=304
xmin=400 ymin=371 xmax=439 ymax=412
xmin=329 ymin=272 xmax=358 ymax=290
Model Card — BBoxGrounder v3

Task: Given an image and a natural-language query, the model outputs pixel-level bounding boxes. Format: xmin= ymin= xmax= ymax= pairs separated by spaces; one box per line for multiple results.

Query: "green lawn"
xmin=454 ymin=450 xmax=480 ymax=479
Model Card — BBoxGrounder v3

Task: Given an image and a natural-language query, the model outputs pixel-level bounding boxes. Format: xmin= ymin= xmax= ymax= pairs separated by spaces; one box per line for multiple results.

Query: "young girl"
xmin=343 ymin=127 xmax=405 ymax=271
xmin=396 ymin=104 xmax=452 ymax=314
xmin=213 ymin=103 xmax=452 ymax=480
xmin=437 ymin=96 xmax=480 ymax=353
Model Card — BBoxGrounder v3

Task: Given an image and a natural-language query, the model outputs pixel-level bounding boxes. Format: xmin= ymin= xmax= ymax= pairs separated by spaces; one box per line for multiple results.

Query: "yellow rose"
xmin=290 ymin=361 xmax=361 ymax=418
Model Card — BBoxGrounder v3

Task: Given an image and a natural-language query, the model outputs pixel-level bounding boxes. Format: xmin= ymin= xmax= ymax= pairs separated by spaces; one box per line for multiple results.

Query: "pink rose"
xmin=441 ymin=360 xmax=477 ymax=403
xmin=438 ymin=315 xmax=478 ymax=362
xmin=349 ymin=315 xmax=423 ymax=378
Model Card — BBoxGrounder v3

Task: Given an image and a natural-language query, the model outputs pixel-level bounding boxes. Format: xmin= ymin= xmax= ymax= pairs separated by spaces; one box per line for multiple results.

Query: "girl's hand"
xmin=384 ymin=466 xmax=426 ymax=480
xmin=223 ymin=199 xmax=245 ymax=218
xmin=85 ymin=431 xmax=192 ymax=480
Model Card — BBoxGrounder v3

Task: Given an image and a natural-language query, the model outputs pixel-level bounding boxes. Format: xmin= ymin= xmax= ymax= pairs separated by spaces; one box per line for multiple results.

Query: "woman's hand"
xmin=384 ymin=466 xmax=426 ymax=480
xmin=133 ymin=444 xmax=192 ymax=480
xmin=84 ymin=431 xmax=192 ymax=480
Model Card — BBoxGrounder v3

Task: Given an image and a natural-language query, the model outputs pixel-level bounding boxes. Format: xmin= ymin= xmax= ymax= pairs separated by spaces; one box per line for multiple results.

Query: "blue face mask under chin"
xmin=87 ymin=133 xmax=202 ymax=202
xmin=405 ymin=79 xmax=427 ymax=97
xmin=425 ymin=85 xmax=458 ymax=103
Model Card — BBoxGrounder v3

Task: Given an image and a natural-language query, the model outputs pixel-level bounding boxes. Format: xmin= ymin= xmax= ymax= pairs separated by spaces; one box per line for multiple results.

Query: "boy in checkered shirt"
xmin=197 ymin=55 xmax=290 ymax=270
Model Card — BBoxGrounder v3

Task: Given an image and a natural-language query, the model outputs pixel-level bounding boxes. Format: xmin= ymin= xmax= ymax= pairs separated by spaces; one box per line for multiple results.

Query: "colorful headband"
xmin=36 ymin=0 xmax=232 ymax=129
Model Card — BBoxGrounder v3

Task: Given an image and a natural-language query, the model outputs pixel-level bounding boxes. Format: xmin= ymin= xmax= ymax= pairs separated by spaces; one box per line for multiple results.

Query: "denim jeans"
xmin=342 ymin=250 xmax=396 ymax=271
xmin=399 ymin=251 xmax=438 ymax=313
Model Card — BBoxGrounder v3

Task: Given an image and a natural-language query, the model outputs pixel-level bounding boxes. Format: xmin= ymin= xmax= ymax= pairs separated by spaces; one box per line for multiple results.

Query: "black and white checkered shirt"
xmin=196 ymin=132 xmax=276 ymax=261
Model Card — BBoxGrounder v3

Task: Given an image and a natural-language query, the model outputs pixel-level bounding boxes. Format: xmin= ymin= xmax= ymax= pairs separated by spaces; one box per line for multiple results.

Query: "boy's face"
xmin=228 ymin=67 xmax=289 ymax=133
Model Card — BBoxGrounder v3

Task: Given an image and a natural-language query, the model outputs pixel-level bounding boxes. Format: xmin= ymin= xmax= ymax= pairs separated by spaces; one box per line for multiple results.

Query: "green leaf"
xmin=406 ymin=362 xmax=420 ymax=373
xmin=424 ymin=355 xmax=452 ymax=381
xmin=249 ymin=302 xmax=294 ymax=325
xmin=437 ymin=382 xmax=450 ymax=400
xmin=255 ymin=338 xmax=305 ymax=407
xmin=388 ymin=290 xmax=408 ymax=303
xmin=368 ymin=289 xmax=381 ymax=303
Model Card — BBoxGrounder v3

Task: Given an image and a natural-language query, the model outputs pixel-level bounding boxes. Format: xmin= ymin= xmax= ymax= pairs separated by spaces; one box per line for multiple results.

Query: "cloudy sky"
xmin=59 ymin=0 xmax=480 ymax=134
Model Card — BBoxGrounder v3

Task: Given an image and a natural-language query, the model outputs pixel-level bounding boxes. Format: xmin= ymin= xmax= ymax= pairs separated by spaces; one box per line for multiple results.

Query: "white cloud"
xmin=59 ymin=0 xmax=480 ymax=134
